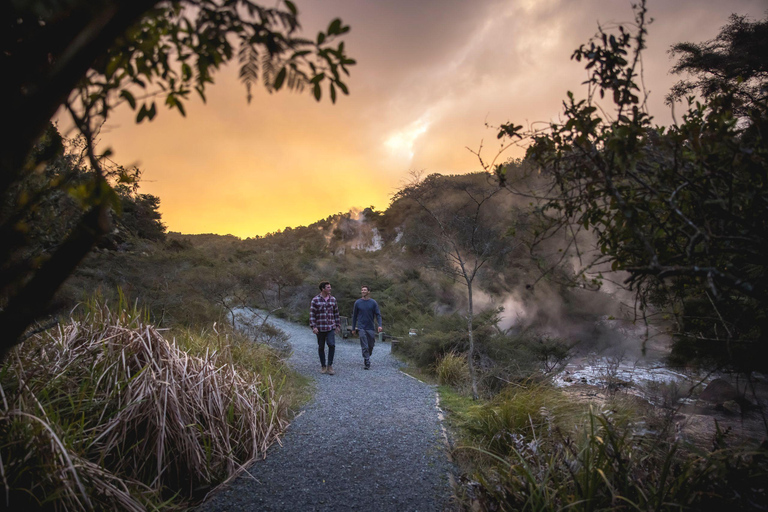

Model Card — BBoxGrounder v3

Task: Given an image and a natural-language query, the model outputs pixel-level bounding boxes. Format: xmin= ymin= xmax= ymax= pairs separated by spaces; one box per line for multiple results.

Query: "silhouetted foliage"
xmin=668 ymin=13 xmax=768 ymax=116
xmin=495 ymin=3 xmax=768 ymax=372
xmin=113 ymin=189 xmax=166 ymax=244
xmin=1 ymin=0 xmax=354 ymax=358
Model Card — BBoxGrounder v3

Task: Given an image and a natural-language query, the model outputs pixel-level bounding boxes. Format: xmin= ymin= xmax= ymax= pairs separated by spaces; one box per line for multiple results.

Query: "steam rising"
xmin=324 ymin=208 xmax=385 ymax=253
xmin=330 ymin=204 xmax=670 ymax=362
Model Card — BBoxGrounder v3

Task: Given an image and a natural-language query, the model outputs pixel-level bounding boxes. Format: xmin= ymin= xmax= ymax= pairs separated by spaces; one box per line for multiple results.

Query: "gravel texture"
xmin=196 ymin=315 xmax=456 ymax=512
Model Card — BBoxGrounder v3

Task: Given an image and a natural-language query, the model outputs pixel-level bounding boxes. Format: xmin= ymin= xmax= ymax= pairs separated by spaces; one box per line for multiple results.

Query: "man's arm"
xmin=309 ymin=297 xmax=317 ymax=329
xmin=333 ymin=298 xmax=341 ymax=330
xmin=351 ymin=301 xmax=359 ymax=330
xmin=375 ymin=301 xmax=382 ymax=332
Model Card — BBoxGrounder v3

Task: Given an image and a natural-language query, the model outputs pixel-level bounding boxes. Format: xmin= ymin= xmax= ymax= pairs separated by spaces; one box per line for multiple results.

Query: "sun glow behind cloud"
xmin=384 ymin=115 xmax=431 ymax=164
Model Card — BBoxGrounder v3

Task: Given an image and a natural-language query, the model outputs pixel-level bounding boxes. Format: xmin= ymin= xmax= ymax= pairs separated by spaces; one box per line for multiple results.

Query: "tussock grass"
xmin=434 ymin=351 xmax=469 ymax=388
xmin=0 ymin=300 xmax=292 ymax=510
xmin=462 ymin=381 xmax=577 ymax=458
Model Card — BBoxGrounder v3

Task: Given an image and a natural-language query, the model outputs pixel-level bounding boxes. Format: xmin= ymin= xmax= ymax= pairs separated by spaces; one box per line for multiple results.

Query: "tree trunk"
xmin=467 ymin=281 xmax=479 ymax=400
xmin=0 ymin=0 xmax=160 ymax=360
xmin=2 ymin=1 xmax=160 ymax=190
xmin=0 ymin=202 xmax=110 ymax=362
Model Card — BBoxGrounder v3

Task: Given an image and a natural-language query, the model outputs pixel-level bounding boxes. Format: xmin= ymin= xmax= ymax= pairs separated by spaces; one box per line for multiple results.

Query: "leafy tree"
xmin=0 ymin=0 xmax=354 ymax=359
xmin=494 ymin=3 xmax=768 ymax=372
xmin=4 ymin=124 xmax=166 ymax=251
xmin=667 ymin=14 xmax=768 ymax=116
xmin=114 ymin=189 xmax=166 ymax=243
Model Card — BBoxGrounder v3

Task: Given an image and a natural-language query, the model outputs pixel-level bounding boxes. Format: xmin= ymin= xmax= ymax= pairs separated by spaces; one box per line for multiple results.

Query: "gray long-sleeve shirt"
xmin=352 ymin=298 xmax=382 ymax=331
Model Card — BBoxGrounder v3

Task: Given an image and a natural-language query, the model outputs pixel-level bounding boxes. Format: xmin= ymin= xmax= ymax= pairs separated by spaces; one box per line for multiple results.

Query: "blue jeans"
xmin=317 ymin=330 xmax=336 ymax=367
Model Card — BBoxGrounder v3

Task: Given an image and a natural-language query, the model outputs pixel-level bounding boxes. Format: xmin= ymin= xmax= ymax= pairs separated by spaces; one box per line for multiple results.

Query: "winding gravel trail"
xmin=197 ymin=315 xmax=456 ymax=512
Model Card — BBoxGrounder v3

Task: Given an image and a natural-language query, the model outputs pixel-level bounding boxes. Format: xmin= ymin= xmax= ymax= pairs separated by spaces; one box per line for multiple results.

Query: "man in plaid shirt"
xmin=309 ymin=281 xmax=341 ymax=375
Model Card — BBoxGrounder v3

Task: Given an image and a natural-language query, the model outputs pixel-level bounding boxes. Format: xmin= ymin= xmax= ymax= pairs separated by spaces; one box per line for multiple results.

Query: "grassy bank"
xmin=0 ymin=298 xmax=306 ymax=510
xmin=436 ymin=378 xmax=767 ymax=511
xmin=389 ymin=323 xmax=768 ymax=510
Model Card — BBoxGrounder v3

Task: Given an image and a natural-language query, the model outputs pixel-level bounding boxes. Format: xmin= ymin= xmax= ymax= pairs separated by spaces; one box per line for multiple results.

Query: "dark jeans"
xmin=359 ymin=329 xmax=376 ymax=365
xmin=317 ymin=330 xmax=336 ymax=367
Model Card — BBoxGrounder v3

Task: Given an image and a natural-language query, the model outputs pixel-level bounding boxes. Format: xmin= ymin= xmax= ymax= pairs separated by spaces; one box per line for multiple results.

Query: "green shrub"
xmin=527 ymin=335 xmax=572 ymax=373
xmin=296 ymin=309 xmax=310 ymax=326
xmin=398 ymin=315 xmax=468 ymax=369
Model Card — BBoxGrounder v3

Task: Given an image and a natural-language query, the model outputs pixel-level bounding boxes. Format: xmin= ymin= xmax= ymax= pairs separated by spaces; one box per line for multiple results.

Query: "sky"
xmin=93 ymin=0 xmax=766 ymax=238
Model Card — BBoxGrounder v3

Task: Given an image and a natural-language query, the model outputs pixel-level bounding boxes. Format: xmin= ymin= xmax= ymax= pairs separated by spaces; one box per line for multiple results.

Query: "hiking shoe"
xmin=320 ymin=366 xmax=327 ymax=374
xmin=327 ymin=365 xmax=335 ymax=375
xmin=364 ymin=361 xmax=371 ymax=370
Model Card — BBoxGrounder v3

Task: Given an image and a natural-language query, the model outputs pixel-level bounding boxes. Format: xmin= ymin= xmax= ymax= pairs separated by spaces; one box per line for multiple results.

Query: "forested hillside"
xmin=59 ymin=170 xmax=618 ymax=350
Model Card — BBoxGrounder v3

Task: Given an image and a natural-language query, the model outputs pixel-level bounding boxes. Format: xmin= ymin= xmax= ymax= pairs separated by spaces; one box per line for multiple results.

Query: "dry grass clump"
xmin=434 ymin=351 xmax=469 ymax=388
xmin=0 ymin=301 xmax=290 ymax=510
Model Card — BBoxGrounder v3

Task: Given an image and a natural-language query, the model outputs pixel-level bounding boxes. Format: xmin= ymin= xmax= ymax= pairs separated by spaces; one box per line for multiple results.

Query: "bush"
xmin=0 ymin=300 xmax=294 ymax=510
xmin=434 ymin=351 xmax=469 ymax=388
xmin=398 ymin=313 xmax=468 ymax=369
xmin=477 ymin=332 xmax=539 ymax=386
xmin=528 ymin=335 xmax=572 ymax=373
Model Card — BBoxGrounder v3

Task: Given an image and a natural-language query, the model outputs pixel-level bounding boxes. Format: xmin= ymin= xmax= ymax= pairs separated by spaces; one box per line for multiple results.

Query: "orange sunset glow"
xmin=83 ymin=0 xmax=766 ymax=238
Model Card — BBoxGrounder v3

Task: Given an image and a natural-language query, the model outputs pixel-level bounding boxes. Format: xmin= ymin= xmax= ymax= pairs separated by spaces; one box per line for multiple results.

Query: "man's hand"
xmin=335 ymin=326 xmax=341 ymax=334
xmin=377 ymin=327 xmax=383 ymax=333
xmin=312 ymin=327 xmax=318 ymax=334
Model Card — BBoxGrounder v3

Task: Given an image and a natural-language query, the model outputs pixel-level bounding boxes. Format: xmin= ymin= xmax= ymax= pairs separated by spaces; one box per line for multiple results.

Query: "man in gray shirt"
xmin=351 ymin=285 xmax=382 ymax=370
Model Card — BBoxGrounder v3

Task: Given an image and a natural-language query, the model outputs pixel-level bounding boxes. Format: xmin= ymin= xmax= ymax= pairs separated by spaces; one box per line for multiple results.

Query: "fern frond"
xmin=262 ymin=54 xmax=277 ymax=92
xmin=286 ymin=67 xmax=307 ymax=93
xmin=238 ymin=42 xmax=260 ymax=103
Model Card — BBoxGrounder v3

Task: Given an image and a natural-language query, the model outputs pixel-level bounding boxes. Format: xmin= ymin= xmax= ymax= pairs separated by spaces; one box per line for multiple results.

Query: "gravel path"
xmin=196 ymin=315 xmax=456 ymax=512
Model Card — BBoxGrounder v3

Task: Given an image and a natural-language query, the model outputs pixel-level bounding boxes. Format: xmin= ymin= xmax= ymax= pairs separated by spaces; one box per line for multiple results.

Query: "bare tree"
xmin=399 ymin=172 xmax=518 ymax=399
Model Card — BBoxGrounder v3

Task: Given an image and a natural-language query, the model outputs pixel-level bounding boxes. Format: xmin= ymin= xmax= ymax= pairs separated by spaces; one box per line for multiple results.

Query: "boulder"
xmin=699 ymin=378 xmax=739 ymax=404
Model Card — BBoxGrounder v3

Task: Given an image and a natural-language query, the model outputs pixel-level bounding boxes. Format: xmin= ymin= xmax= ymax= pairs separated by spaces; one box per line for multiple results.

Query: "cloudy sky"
xmin=96 ymin=0 xmax=766 ymax=238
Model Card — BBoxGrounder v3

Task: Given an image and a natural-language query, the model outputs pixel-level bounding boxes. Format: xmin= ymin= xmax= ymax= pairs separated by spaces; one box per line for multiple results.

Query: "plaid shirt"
xmin=309 ymin=294 xmax=340 ymax=332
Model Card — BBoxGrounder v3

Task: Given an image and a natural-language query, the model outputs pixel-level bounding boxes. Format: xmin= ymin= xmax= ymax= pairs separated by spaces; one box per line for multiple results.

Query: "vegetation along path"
xmin=197 ymin=315 xmax=456 ymax=512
